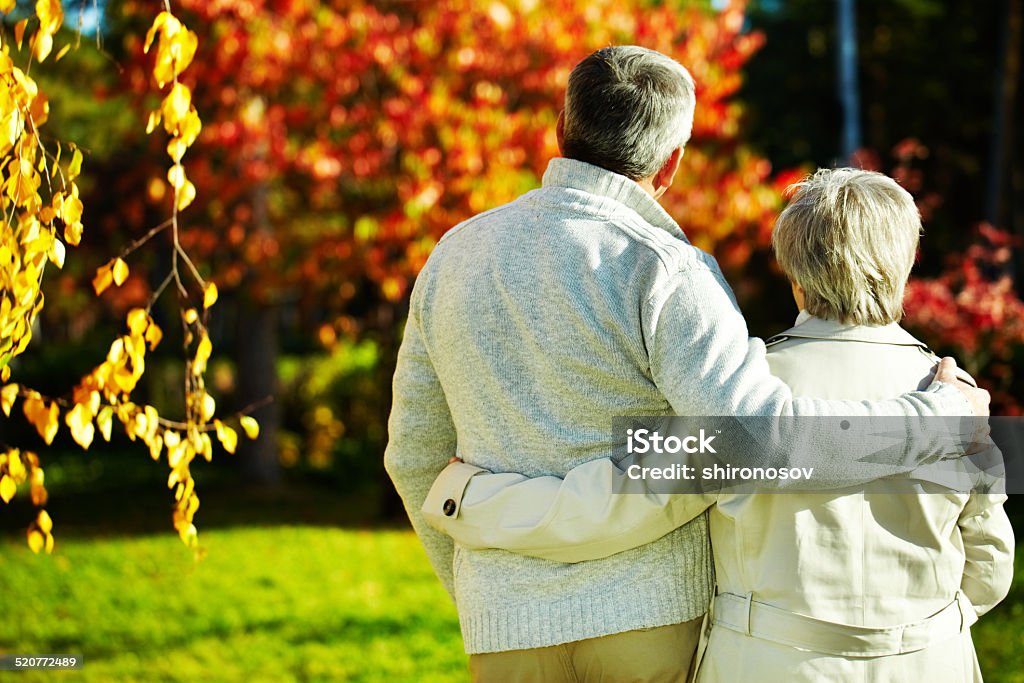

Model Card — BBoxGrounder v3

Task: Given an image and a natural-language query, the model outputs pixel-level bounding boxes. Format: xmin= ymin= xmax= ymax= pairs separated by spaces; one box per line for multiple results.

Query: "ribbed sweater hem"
xmin=460 ymin=570 xmax=713 ymax=654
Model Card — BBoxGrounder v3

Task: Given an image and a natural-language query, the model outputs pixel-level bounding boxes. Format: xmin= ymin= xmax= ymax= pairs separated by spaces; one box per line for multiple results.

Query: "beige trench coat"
xmin=693 ymin=313 xmax=1013 ymax=682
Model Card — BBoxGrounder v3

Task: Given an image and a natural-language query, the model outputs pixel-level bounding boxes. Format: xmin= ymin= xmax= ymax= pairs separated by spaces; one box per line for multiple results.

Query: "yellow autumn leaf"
xmin=167 ymin=136 xmax=188 ymax=163
xmin=27 ymin=529 xmax=44 ymax=553
xmin=21 ymin=395 xmax=45 ymax=432
xmin=1 ymin=383 xmax=18 ymax=416
xmin=168 ymin=28 xmax=199 ymax=79
xmin=64 ymin=220 xmax=83 ymax=246
xmin=30 ymin=89 xmax=49 ymax=127
xmin=96 ymin=406 xmax=113 ymax=442
xmin=55 ymin=43 xmax=71 ymax=61
xmin=214 ymin=420 xmax=238 ymax=454
xmin=113 ymin=365 xmax=137 ymax=393
xmin=145 ymin=321 xmax=163 ymax=350
xmin=168 ymin=466 xmax=183 ymax=488
xmin=48 ymin=236 xmax=65 ymax=268
xmin=146 ymin=110 xmax=161 ymax=135
xmin=167 ymin=163 xmax=186 ymax=189
xmin=6 ymin=157 xmax=41 ymax=206
xmin=0 ymin=0 xmax=16 ymax=12
xmin=144 ymin=12 xmax=176 ymax=54
xmin=184 ymin=308 xmax=198 ymax=324
xmin=14 ymin=19 xmax=28 ymax=49
xmin=0 ymin=474 xmax=15 ymax=503
xmin=36 ymin=0 xmax=64 ymax=34
xmin=148 ymin=432 xmax=163 ymax=461
xmin=126 ymin=308 xmax=148 ymax=337
xmin=40 ymin=400 xmax=59 ymax=445
xmin=176 ymin=178 xmax=196 ymax=210
xmin=67 ymin=146 xmax=82 ymax=180
xmin=161 ymin=82 xmax=192 ymax=128
xmin=23 ymin=393 xmax=58 ymax=445
xmin=150 ymin=21 xmax=197 ymax=88
xmin=167 ymin=441 xmax=186 ymax=468
xmin=106 ymin=337 xmax=125 ymax=363
xmin=33 ymin=31 xmax=54 ymax=63
xmin=30 ymin=467 xmax=47 ymax=506
xmin=203 ymin=282 xmax=218 ymax=309
xmin=112 ymin=257 xmax=129 ymax=286
xmin=92 ymin=263 xmax=113 ymax=295
xmin=37 ymin=509 xmax=52 ymax=534
xmin=200 ymin=432 xmax=213 ymax=461
xmin=240 ymin=415 xmax=260 ymax=440
xmin=200 ymin=392 xmax=215 ymax=422
xmin=193 ymin=333 xmax=212 ymax=375
xmin=178 ymin=522 xmax=197 ymax=547
xmin=7 ymin=449 xmax=24 ymax=480
xmin=179 ymin=108 xmax=202 ymax=147
xmin=0 ymin=98 xmax=22 ymax=158
xmin=143 ymin=405 xmax=159 ymax=438
xmin=65 ymin=402 xmax=95 ymax=449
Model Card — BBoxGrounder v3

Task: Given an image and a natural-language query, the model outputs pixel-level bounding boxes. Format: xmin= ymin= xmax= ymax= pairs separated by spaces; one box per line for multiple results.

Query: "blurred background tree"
xmin=741 ymin=0 xmax=1024 ymax=413
xmin=20 ymin=0 xmax=788 ymax=512
xmin=3 ymin=0 xmax=1021 ymax=522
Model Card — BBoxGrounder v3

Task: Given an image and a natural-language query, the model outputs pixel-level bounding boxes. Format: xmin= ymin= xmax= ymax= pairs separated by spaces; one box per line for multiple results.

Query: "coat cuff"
xmin=422 ymin=461 xmax=487 ymax=527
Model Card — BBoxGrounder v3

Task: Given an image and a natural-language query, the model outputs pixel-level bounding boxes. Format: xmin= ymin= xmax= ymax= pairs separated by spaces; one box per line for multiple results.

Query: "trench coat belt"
xmin=710 ymin=591 xmax=978 ymax=657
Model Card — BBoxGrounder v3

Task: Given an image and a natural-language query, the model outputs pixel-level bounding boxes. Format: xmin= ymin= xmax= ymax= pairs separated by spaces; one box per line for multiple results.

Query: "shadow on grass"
xmin=0 ymin=449 xmax=411 ymax=539
xmin=26 ymin=611 xmax=450 ymax=661
xmin=5 ymin=448 xmax=1023 ymax=541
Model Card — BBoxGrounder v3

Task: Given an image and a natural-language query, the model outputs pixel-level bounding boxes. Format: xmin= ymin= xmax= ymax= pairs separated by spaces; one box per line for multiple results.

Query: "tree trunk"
xmin=377 ymin=300 xmax=406 ymax=520
xmin=235 ymin=301 xmax=281 ymax=486
xmin=986 ymin=0 xmax=1021 ymax=252
xmin=835 ymin=0 xmax=861 ymax=163
xmin=235 ymin=128 xmax=280 ymax=486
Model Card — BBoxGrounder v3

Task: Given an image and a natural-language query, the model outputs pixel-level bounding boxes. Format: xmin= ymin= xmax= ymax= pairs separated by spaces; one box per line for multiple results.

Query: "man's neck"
xmin=634 ymin=175 xmax=664 ymax=199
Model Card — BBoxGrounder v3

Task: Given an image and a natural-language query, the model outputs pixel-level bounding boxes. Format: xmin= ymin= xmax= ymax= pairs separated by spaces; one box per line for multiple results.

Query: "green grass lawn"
xmin=0 ymin=525 xmax=1021 ymax=682
xmin=0 ymin=528 xmax=467 ymax=682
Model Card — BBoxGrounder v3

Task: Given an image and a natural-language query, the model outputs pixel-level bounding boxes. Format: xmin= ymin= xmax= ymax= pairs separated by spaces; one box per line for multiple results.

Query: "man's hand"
xmin=933 ymin=357 xmax=990 ymax=417
xmin=932 ymin=356 xmax=991 ymax=456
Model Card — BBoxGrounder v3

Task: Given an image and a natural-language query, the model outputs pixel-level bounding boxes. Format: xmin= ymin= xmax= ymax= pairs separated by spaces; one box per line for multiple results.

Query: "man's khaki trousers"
xmin=468 ymin=617 xmax=703 ymax=683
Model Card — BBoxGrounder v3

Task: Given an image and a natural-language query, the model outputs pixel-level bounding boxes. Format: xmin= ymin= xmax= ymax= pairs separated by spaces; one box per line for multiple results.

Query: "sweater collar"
xmin=782 ymin=310 xmax=929 ymax=348
xmin=541 ymin=157 xmax=688 ymax=242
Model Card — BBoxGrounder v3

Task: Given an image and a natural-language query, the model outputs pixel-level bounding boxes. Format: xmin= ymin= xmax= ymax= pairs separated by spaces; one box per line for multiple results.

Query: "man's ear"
xmin=556 ymin=110 xmax=566 ymax=156
xmin=653 ymin=147 xmax=683 ymax=196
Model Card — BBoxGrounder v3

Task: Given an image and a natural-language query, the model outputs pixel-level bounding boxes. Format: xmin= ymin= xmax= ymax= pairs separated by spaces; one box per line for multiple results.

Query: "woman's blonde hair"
xmin=772 ymin=168 xmax=921 ymax=325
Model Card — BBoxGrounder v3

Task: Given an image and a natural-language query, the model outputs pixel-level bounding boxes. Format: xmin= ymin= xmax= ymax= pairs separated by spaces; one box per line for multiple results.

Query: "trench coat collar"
xmin=768 ymin=311 xmax=930 ymax=349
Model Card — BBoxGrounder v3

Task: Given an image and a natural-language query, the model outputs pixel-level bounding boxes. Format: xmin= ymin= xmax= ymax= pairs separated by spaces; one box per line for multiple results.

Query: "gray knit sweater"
xmin=384 ymin=157 xmax=972 ymax=654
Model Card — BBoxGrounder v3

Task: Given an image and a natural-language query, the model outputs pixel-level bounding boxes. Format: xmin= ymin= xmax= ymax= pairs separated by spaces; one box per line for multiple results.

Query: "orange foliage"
xmin=114 ymin=0 xmax=788 ymax=336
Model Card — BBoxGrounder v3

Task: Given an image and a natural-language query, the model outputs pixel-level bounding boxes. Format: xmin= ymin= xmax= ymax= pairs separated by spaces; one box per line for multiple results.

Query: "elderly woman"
xmin=688 ymin=168 xmax=1015 ymax=681
xmin=424 ymin=168 xmax=1014 ymax=681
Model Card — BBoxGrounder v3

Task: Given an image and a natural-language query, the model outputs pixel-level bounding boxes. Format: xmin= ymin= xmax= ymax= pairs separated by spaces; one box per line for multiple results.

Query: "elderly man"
xmin=384 ymin=46 xmax=987 ymax=682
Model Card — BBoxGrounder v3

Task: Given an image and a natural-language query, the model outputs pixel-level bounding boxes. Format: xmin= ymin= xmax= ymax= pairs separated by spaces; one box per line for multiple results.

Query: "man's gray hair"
xmin=562 ymin=46 xmax=696 ymax=180
xmin=772 ymin=168 xmax=921 ymax=326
